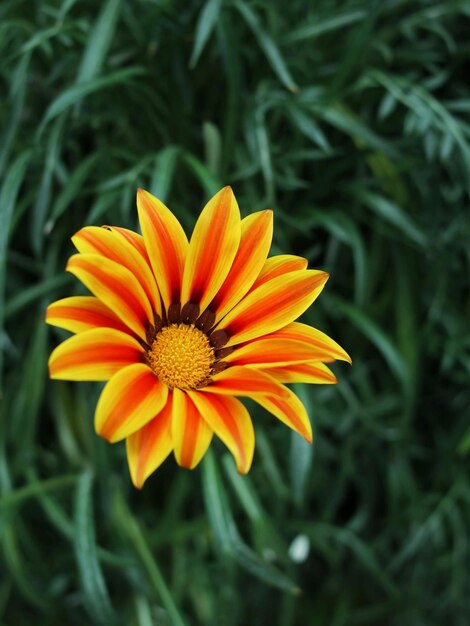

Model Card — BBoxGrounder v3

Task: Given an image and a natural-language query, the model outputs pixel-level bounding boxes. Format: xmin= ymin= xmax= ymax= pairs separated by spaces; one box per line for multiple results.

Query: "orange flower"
xmin=46 ymin=188 xmax=350 ymax=488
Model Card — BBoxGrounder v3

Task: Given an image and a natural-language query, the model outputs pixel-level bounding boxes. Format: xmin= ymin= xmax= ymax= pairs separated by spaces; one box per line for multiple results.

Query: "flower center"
xmin=147 ymin=324 xmax=214 ymax=389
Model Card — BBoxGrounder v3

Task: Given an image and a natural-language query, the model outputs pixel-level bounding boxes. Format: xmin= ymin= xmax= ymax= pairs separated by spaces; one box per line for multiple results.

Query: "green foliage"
xmin=1 ymin=0 xmax=469 ymax=624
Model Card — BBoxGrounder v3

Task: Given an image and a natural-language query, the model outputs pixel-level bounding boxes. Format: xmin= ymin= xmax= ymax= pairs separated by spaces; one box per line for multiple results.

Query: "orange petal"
xmin=72 ymin=226 xmax=161 ymax=316
xmin=126 ymin=396 xmax=174 ymax=488
xmin=221 ymin=270 xmax=329 ymax=346
xmin=188 ymin=391 xmax=254 ymax=474
xmin=181 ymin=187 xmax=241 ymax=312
xmin=171 ymin=389 xmax=213 ymax=469
xmin=210 ymin=210 xmax=273 ymax=322
xmin=263 ymin=322 xmax=352 ymax=364
xmin=225 ymin=337 xmax=338 ymax=367
xmin=137 ymin=188 xmax=188 ymax=310
xmin=66 ymin=254 xmax=153 ymax=341
xmin=46 ymin=296 xmax=129 ymax=334
xmin=249 ymin=254 xmax=308 ymax=292
xmin=95 ymin=363 xmax=168 ymax=442
xmin=255 ymin=387 xmax=312 ymax=443
xmin=49 ymin=328 xmax=144 ymax=381
xmin=263 ymin=361 xmax=337 ymax=384
xmin=109 ymin=226 xmax=149 ymax=259
xmin=205 ymin=365 xmax=288 ymax=397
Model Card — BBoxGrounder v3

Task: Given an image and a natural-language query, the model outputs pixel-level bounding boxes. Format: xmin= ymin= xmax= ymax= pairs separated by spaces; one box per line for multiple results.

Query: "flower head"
xmin=46 ymin=187 xmax=350 ymax=488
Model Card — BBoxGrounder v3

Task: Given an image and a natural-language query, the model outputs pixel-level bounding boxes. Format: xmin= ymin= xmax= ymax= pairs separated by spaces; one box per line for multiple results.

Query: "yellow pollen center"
xmin=148 ymin=324 xmax=214 ymax=390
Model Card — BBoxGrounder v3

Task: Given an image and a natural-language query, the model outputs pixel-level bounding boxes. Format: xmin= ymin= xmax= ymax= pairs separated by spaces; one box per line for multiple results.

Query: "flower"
xmin=46 ymin=187 xmax=350 ymax=488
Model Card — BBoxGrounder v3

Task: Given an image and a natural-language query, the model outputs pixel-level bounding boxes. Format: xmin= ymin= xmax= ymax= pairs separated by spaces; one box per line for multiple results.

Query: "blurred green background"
xmin=1 ymin=0 xmax=469 ymax=624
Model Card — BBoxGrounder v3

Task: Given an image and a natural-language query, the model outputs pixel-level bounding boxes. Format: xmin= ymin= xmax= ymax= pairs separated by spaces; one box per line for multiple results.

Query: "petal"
xmin=263 ymin=322 xmax=352 ymax=364
xmin=48 ymin=328 xmax=144 ymax=381
xmin=181 ymin=187 xmax=241 ymax=312
xmin=210 ymin=210 xmax=273 ymax=322
xmin=109 ymin=226 xmax=149 ymax=258
xmin=95 ymin=363 xmax=168 ymax=442
xmin=255 ymin=387 xmax=312 ymax=443
xmin=72 ymin=226 xmax=162 ymax=316
xmin=263 ymin=361 xmax=337 ymax=384
xmin=46 ymin=296 xmax=129 ymax=334
xmin=225 ymin=337 xmax=338 ymax=368
xmin=126 ymin=396 xmax=173 ymax=488
xmin=221 ymin=270 xmax=329 ymax=347
xmin=249 ymin=254 xmax=308 ymax=292
xmin=66 ymin=254 xmax=154 ymax=341
xmin=205 ymin=365 xmax=288 ymax=397
xmin=188 ymin=391 xmax=254 ymax=474
xmin=171 ymin=389 xmax=213 ymax=469
xmin=137 ymin=188 xmax=189 ymax=310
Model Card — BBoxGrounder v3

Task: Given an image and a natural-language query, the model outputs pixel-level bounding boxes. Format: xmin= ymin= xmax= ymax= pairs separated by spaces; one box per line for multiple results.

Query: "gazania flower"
xmin=46 ymin=187 xmax=350 ymax=488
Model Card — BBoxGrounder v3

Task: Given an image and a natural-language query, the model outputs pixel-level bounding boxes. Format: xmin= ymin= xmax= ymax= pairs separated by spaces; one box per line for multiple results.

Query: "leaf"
xmin=39 ymin=67 xmax=146 ymax=131
xmin=0 ymin=53 xmax=30 ymax=176
xmin=289 ymin=108 xmax=331 ymax=151
xmin=111 ymin=487 xmax=188 ymax=626
xmin=234 ymin=0 xmax=298 ymax=92
xmin=5 ymin=274 xmax=71 ymax=320
xmin=48 ymin=153 xmax=102 ymax=226
xmin=310 ymin=209 xmax=367 ymax=305
xmin=308 ymin=523 xmax=397 ymax=595
xmin=254 ymin=109 xmax=274 ymax=201
xmin=149 ymin=146 xmax=180 ymax=202
xmin=76 ymin=0 xmax=122 ymax=83
xmin=0 ymin=475 xmax=77 ymax=512
xmin=9 ymin=321 xmax=49 ymax=468
xmin=20 ymin=25 xmax=63 ymax=54
xmin=31 ymin=118 xmax=66 ymax=254
xmin=203 ymin=121 xmax=222 ymax=175
xmin=1 ymin=523 xmax=49 ymax=610
xmin=457 ymin=427 xmax=470 ymax=455
xmin=320 ymin=104 xmax=400 ymax=158
xmin=74 ymin=471 xmax=115 ymax=624
xmin=202 ymin=451 xmax=298 ymax=593
xmin=290 ymin=386 xmax=314 ymax=508
xmin=189 ymin=0 xmax=222 ymax=68
xmin=285 ymin=9 xmax=367 ymax=44
xmin=181 ymin=151 xmax=222 ymax=195
xmin=0 ymin=150 xmax=32 ymax=269
xmin=359 ymin=191 xmax=428 ymax=247
xmin=0 ymin=149 xmax=32 ymax=385
xmin=326 ymin=295 xmax=409 ymax=391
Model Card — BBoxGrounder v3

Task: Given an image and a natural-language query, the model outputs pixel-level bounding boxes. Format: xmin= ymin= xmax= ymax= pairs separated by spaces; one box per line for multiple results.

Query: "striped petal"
xmin=171 ymin=389 xmax=213 ymax=469
xmin=109 ymin=226 xmax=149 ymax=258
xmin=137 ymin=188 xmax=188 ymax=310
xmin=205 ymin=366 xmax=288 ymax=397
xmin=263 ymin=361 xmax=337 ymax=384
xmin=181 ymin=187 xmax=241 ymax=312
xmin=249 ymin=254 xmax=308 ymax=292
xmin=48 ymin=328 xmax=144 ymax=381
xmin=126 ymin=396 xmax=173 ymax=488
xmin=188 ymin=391 xmax=254 ymax=474
xmin=46 ymin=296 xmax=129 ymax=334
xmin=66 ymin=254 xmax=153 ymax=341
xmin=255 ymin=387 xmax=312 ymax=443
xmin=262 ymin=322 xmax=351 ymax=363
xmin=210 ymin=210 xmax=273 ymax=322
xmin=72 ymin=226 xmax=161 ymax=316
xmin=95 ymin=363 xmax=168 ymax=442
xmin=225 ymin=337 xmax=338 ymax=368
xmin=221 ymin=270 xmax=329 ymax=347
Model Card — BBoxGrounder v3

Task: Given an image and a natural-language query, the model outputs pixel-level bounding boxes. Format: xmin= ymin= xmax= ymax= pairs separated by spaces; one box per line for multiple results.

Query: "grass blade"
xmin=234 ymin=0 xmax=298 ymax=92
xmin=189 ymin=0 xmax=222 ymax=68
xmin=74 ymin=471 xmax=115 ymax=624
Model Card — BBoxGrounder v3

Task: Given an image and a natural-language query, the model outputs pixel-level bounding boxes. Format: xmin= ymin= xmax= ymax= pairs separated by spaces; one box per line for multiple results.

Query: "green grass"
xmin=1 ymin=0 xmax=469 ymax=624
